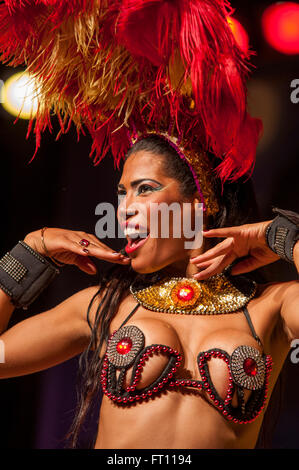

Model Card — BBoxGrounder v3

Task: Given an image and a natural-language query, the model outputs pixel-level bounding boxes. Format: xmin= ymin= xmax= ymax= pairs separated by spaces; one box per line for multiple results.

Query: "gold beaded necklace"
xmin=129 ymin=273 xmax=257 ymax=315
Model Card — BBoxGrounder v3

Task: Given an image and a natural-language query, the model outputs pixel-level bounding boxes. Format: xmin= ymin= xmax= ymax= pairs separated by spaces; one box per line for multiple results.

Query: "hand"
xmin=190 ymin=220 xmax=280 ymax=280
xmin=23 ymin=228 xmax=131 ymax=275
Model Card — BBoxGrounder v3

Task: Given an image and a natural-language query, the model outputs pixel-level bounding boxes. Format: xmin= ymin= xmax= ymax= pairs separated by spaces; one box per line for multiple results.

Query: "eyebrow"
xmin=117 ymin=178 xmax=162 ymax=190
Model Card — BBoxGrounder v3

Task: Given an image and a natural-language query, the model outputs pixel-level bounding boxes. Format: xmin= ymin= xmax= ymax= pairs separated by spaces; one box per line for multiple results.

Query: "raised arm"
xmin=280 ymin=241 xmax=299 ymax=342
xmin=0 ymin=227 xmax=131 ymax=378
xmin=190 ymin=209 xmax=299 ymax=343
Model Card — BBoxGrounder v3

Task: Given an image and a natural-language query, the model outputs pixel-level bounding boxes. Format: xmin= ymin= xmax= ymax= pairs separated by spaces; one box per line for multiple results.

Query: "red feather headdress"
xmin=0 ymin=0 xmax=263 ymax=214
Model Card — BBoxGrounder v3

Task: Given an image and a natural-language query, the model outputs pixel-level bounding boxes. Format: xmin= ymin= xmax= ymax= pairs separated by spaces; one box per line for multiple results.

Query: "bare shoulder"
xmin=254 ymin=279 xmax=299 ymax=303
xmin=253 ymin=279 xmax=299 ymax=348
xmin=50 ymin=281 xmax=111 ymax=340
xmin=65 ymin=282 xmax=110 ymax=324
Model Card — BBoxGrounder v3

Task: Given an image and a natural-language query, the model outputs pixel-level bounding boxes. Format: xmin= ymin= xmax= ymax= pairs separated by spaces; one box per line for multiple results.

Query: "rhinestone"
xmin=116 ymin=337 xmax=132 ymax=355
xmin=230 ymin=345 xmax=266 ymax=390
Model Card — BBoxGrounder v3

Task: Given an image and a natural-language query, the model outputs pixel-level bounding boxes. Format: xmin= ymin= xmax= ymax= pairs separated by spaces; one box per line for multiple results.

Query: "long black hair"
xmin=67 ymin=134 xmax=274 ymax=448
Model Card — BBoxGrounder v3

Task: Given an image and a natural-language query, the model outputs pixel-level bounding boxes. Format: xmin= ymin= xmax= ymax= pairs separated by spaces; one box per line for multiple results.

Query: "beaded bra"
xmin=100 ymin=274 xmax=273 ymax=424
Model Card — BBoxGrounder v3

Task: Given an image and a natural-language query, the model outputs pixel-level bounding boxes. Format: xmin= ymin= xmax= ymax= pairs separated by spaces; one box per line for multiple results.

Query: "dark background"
xmin=0 ymin=0 xmax=298 ymax=449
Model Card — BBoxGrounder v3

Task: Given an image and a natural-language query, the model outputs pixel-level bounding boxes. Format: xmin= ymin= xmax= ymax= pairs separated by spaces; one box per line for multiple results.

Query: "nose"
xmin=117 ymin=198 xmax=138 ymax=225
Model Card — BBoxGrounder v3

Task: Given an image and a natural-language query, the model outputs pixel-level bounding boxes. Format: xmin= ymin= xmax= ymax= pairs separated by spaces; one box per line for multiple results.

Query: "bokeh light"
xmin=0 ymin=71 xmax=38 ymax=119
xmin=227 ymin=16 xmax=249 ymax=54
xmin=262 ymin=2 xmax=299 ymax=55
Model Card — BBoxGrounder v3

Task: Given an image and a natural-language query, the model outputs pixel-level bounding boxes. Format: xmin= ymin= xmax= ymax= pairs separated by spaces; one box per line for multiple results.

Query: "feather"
xmin=0 ymin=0 xmax=263 ymax=182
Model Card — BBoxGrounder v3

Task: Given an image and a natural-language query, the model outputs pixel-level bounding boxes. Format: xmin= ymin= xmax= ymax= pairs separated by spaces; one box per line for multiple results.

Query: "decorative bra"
xmin=100 ymin=274 xmax=273 ymax=424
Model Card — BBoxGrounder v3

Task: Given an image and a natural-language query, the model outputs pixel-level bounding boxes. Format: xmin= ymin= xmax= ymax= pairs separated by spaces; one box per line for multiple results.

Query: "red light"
xmin=227 ymin=17 xmax=249 ymax=54
xmin=262 ymin=2 xmax=299 ymax=54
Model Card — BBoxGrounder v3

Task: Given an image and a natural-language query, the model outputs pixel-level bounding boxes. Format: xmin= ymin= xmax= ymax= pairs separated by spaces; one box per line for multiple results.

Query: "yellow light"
xmin=0 ymin=72 xmax=38 ymax=119
xmin=227 ymin=16 xmax=249 ymax=54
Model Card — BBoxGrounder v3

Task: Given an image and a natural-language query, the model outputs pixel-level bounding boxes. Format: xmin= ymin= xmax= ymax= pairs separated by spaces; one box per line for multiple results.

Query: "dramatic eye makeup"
xmin=117 ymin=179 xmax=163 ymax=197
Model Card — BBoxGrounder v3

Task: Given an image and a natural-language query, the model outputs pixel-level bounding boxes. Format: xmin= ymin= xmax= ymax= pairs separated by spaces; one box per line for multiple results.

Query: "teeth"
xmin=124 ymin=227 xmax=148 ymax=239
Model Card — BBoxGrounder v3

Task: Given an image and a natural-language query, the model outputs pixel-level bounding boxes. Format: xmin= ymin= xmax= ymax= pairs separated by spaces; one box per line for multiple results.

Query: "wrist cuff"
xmin=0 ymin=240 xmax=59 ymax=309
xmin=266 ymin=208 xmax=299 ymax=263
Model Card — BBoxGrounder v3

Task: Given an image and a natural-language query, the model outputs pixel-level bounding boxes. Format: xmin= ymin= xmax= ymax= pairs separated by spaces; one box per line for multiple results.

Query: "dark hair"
xmin=67 ymin=134 xmax=271 ymax=448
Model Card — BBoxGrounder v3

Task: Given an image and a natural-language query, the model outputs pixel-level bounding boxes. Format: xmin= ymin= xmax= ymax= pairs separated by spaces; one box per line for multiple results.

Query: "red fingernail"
xmin=83 ymin=248 xmax=89 ymax=253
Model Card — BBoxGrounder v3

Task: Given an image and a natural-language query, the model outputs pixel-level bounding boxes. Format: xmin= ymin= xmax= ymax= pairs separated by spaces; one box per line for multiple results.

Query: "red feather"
xmin=0 ymin=0 xmax=263 ymax=183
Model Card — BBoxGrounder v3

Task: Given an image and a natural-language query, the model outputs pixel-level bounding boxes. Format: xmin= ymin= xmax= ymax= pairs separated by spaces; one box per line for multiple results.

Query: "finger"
xmin=194 ymin=260 xmax=214 ymax=269
xmin=75 ymin=256 xmax=98 ymax=275
xmin=203 ymin=227 xmax=238 ymax=238
xmin=230 ymin=257 xmax=266 ymax=276
xmin=190 ymin=238 xmax=233 ymax=264
xmin=192 ymin=252 xmax=236 ymax=280
xmin=68 ymin=238 xmax=131 ymax=264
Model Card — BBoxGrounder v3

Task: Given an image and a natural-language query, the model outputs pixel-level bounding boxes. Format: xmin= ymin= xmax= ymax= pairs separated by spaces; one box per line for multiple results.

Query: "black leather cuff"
xmin=0 ymin=240 xmax=59 ymax=309
xmin=265 ymin=208 xmax=299 ymax=263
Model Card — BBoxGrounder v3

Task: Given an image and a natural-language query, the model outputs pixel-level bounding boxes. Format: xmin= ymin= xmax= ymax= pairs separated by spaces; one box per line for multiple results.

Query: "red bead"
xmin=243 ymin=357 xmax=258 ymax=376
xmin=116 ymin=337 xmax=132 ymax=355
xmin=177 ymin=285 xmax=195 ymax=301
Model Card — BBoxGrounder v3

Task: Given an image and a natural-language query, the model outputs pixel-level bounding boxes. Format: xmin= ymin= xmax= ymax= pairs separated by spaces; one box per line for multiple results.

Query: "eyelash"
xmin=117 ymin=184 xmax=156 ymax=197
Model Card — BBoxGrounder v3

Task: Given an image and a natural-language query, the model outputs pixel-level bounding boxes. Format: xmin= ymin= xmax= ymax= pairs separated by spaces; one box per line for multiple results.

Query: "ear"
xmin=192 ymin=195 xmax=208 ymax=231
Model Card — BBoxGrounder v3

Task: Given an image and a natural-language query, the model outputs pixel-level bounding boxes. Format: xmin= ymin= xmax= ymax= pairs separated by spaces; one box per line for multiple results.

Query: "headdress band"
xmin=130 ymin=131 xmax=220 ymax=217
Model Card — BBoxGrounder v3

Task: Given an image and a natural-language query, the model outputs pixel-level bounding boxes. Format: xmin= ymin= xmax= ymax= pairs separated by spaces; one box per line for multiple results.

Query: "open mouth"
xmin=125 ymin=231 xmax=150 ymax=254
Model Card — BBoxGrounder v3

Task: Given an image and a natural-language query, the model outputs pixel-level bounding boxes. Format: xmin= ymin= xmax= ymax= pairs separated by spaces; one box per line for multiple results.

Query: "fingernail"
xmin=112 ymin=252 xmax=120 ymax=256
xmin=82 ymin=248 xmax=89 ymax=253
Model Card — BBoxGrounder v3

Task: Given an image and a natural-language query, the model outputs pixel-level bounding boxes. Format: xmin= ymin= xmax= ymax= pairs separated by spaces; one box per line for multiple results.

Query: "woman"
xmin=0 ymin=133 xmax=298 ymax=449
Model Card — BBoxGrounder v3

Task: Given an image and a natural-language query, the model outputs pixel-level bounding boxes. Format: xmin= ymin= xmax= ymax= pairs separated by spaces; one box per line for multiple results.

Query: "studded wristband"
xmin=0 ymin=240 xmax=59 ymax=309
xmin=265 ymin=208 xmax=299 ymax=263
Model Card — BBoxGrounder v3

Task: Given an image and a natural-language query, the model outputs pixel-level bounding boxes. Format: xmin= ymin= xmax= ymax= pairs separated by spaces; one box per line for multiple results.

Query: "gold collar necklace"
xmin=129 ymin=273 xmax=257 ymax=315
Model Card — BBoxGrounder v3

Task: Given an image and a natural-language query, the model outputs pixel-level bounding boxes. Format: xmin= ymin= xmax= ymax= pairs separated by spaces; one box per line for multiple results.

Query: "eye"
xmin=137 ymin=184 xmax=154 ymax=195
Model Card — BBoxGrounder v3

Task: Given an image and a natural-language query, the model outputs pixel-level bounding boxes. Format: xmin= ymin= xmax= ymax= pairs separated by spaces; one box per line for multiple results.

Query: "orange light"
xmin=227 ymin=16 xmax=249 ymax=54
xmin=262 ymin=2 xmax=299 ymax=54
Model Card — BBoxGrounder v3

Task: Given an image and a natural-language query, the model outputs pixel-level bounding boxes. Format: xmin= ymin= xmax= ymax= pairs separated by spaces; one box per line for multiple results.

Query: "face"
xmin=117 ymin=151 xmax=203 ymax=275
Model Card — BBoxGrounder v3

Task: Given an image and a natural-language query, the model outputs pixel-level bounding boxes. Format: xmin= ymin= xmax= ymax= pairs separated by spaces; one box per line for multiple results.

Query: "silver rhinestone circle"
xmin=106 ymin=325 xmax=145 ymax=368
xmin=230 ymin=345 xmax=266 ymax=391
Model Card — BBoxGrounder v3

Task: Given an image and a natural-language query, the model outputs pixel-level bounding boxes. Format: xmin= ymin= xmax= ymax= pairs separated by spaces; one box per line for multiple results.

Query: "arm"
xmin=280 ymin=241 xmax=299 ymax=342
xmin=0 ymin=285 xmax=101 ymax=378
xmin=190 ymin=218 xmax=299 ymax=344
xmin=0 ymin=226 xmax=130 ymax=378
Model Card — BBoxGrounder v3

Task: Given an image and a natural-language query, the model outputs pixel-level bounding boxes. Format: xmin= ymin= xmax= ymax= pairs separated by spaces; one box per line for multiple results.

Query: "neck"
xmin=159 ymin=242 xmax=211 ymax=279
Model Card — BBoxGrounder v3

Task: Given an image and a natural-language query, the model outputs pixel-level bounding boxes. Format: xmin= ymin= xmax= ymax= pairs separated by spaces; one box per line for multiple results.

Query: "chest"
xmin=100 ymin=288 xmax=281 ymax=425
xmin=107 ymin=295 xmax=271 ymax=398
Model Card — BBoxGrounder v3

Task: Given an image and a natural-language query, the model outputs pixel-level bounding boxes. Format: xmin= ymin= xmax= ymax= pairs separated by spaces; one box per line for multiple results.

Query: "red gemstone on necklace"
xmin=116 ymin=337 xmax=132 ymax=355
xmin=243 ymin=357 xmax=257 ymax=376
xmin=177 ymin=285 xmax=194 ymax=301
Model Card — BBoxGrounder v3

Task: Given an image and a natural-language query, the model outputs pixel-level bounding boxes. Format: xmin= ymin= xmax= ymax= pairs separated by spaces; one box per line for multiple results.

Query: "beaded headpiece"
xmin=0 ymin=0 xmax=263 ymax=215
